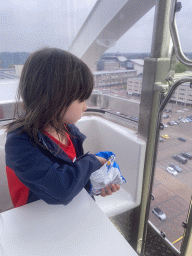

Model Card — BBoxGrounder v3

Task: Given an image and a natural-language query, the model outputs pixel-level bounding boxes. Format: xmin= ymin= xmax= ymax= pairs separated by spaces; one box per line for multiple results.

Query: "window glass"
xmin=175 ymin=0 xmax=192 ymax=61
xmin=149 ymin=86 xmax=192 ymax=251
xmin=1 ymin=0 xmax=97 ymax=53
xmin=0 ymin=0 xmax=97 ymax=119
xmin=86 ymin=0 xmax=192 ymax=251
xmin=1 ymin=0 xmax=191 ymax=252
xmin=87 ymin=6 xmax=155 ymax=131
xmin=148 ymin=0 xmax=192 ymax=251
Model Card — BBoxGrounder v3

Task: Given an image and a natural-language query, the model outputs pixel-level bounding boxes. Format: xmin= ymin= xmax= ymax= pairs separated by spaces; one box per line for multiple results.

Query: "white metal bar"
xmin=68 ymin=0 xmax=156 ymax=68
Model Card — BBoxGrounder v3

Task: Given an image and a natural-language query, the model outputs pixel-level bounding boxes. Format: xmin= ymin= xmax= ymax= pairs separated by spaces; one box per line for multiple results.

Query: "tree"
xmin=175 ymin=62 xmax=188 ymax=73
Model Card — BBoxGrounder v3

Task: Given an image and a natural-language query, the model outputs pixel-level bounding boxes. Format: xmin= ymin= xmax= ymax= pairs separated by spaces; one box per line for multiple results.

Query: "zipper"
xmin=73 ymin=152 xmax=90 ymax=162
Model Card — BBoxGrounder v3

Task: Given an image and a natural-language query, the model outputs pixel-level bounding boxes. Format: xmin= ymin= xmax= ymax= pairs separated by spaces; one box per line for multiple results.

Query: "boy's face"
xmin=62 ymin=100 xmax=87 ymax=124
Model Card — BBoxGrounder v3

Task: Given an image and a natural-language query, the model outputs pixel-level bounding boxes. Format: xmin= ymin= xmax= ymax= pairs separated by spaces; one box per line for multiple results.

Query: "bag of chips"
xmin=90 ymin=151 xmax=126 ymax=196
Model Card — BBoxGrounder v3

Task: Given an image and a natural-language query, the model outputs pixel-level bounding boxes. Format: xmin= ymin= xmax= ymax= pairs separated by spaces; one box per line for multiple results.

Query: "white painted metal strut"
xmin=68 ymin=0 xmax=156 ymax=68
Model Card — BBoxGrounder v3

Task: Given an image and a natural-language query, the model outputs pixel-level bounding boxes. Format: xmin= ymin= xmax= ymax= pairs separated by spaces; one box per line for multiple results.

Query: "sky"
xmin=0 ymin=0 xmax=191 ymax=54
xmin=109 ymin=0 xmax=192 ymax=53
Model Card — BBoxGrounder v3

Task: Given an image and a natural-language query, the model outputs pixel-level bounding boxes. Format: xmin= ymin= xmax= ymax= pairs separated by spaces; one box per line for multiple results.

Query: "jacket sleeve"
xmin=5 ymin=133 xmax=101 ymax=205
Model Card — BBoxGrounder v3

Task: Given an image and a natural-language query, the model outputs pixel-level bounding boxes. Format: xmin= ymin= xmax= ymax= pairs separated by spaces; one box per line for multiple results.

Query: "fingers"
xmin=100 ymin=188 xmax=106 ymax=197
xmin=100 ymin=186 xmax=112 ymax=197
xmin=106 ymin=185 xmax=112 ymax=195
xmin=100 ymin=184 xmax=120 ymax=197
xmin=111 ymin=184 xmax=120 ymax=192
xmin=116 ymin=184 xmax=120 ymax=190
xmin=95 ymin=156 xmax=107 ymax=166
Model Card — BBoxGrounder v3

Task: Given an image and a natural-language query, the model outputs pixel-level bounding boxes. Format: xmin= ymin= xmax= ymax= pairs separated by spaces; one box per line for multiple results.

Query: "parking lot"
xmin=149 ymin=103 xmax=192 ymax=250
xmin=93 ymin=89 xmax=191 ymax=250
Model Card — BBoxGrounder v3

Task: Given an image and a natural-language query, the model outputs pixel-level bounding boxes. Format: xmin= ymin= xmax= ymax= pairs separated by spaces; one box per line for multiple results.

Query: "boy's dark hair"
xmin=5 ymin=47 xmax=94 ymax=148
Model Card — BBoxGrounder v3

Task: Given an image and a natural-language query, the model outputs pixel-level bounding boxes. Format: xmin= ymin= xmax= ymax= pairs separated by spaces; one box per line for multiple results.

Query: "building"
xmin=171 ymin=83 xmax=192 ymax=106
xmin=93 ymin=70 xmax=137 ymax=87
xmin=128 ymin=59 xmax=144 ymax=75
xmin=127 ymin=76 xmax=142 ymax=96
xmin=97 ymin=56 xmax=128 ymax=71
xmin=127 ymin=71 xmax=192 ymax=106
xmin=0 ymin=68 xmax=19 ymax=79
xmin=15 ymin=65 xmax=24 ymax=77
xmin=97 ymin=56 xmax=144 ymax=75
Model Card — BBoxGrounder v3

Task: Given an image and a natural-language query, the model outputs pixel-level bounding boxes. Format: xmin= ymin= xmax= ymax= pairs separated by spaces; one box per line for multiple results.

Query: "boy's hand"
xmin=95 ymin=156 xmax=107 ymax=166
xmin=100 ymin=184 xmax=120 ymax=197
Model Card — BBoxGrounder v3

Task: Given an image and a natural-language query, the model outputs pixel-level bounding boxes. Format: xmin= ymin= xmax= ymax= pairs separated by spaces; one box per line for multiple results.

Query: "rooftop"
xmin=93 ymin=70 xmax=136 ymax=75
xmin=129 ymin=59 xmax=144 ymax=66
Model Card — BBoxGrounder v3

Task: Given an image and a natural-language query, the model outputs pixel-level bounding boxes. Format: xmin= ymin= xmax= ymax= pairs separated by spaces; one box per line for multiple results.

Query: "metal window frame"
xmin=136 ymin=1 xmax=192 ymax=255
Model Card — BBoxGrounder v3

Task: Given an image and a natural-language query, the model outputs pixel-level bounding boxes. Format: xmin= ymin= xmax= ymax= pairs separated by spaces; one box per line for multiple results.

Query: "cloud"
xmin=0 ymin=0 xmax=95 ymax=52
xmin=0 ymin=6 xmax=70 ymax=52
xmin=0 ymin=0 xmax=191 ymax=53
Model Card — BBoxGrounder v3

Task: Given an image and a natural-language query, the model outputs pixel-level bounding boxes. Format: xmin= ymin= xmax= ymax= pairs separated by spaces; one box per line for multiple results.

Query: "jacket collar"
xmin=37 ymin=124 xmax=86 ymax=161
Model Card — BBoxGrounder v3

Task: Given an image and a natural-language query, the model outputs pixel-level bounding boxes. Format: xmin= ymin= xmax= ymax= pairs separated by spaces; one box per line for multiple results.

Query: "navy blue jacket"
xmin=5 ymin=124 xmax=101 ymax=207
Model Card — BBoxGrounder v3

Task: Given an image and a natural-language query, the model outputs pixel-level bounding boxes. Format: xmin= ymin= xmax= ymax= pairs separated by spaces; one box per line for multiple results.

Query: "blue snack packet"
xmin=90 ymin=151 xmax=126 ymax=196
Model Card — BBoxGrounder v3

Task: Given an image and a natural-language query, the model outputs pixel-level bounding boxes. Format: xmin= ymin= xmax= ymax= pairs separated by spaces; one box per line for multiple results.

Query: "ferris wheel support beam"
xmin=68 ymin=0 xmax=156 ymax=69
